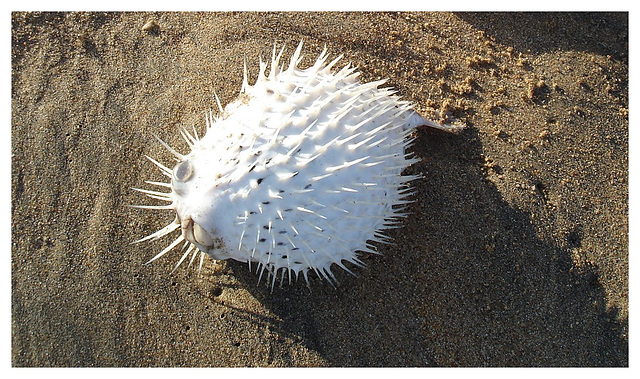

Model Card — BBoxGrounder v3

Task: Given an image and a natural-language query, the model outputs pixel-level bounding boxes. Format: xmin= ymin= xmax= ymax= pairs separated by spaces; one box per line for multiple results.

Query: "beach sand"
xmin=11 ymin=12 xmax=628 ymax=366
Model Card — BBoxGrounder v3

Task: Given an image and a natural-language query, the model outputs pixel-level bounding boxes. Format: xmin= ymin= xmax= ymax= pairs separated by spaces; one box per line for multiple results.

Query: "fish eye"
xmin=173 ymin=160 xmax=193 ymax=182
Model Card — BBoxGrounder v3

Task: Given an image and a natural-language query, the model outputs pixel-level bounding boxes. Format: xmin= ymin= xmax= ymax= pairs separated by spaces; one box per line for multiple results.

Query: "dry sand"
xmin=11 ymin=12 xmax=628 ymax=366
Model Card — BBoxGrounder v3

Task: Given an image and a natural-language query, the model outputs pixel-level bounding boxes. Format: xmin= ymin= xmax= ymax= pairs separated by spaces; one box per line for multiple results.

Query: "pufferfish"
xmin=132 ymin=41 xmax=462 ymax=287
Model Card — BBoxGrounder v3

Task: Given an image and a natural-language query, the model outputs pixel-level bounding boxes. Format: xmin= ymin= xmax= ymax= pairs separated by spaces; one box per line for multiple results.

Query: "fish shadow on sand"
xmin=232 ymin=125 xmax=627 ymax=367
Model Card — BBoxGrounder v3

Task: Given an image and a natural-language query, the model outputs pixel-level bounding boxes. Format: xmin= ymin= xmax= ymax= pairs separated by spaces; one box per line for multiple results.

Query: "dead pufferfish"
xmin=132 ymin=42 xmax=463 ymax=287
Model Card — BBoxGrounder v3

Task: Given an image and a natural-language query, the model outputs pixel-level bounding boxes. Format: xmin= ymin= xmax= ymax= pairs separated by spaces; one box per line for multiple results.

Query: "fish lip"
xmin=180 ymin=217 xmax=214 ymax=253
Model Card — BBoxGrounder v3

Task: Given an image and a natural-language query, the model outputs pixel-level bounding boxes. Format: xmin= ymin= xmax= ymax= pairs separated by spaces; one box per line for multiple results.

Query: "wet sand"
xmin=11 ymin=12 xmax=628 ymax=366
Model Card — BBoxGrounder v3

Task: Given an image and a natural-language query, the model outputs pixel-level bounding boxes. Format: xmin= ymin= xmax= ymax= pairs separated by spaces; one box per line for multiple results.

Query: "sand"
xmin=11 ymin=12 xmax=628 ymax=366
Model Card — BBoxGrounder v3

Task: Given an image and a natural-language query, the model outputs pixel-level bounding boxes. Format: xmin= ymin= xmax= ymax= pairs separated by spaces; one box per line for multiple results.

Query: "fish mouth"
xmin=180 ymin=217 xmax=216 ymax=254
